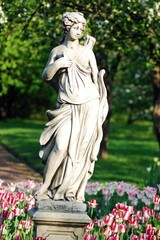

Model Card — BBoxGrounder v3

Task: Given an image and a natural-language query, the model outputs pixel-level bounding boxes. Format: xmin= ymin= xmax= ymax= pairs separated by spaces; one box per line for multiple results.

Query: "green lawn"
xmin=0 ymin=118 xmax=159 ymax=188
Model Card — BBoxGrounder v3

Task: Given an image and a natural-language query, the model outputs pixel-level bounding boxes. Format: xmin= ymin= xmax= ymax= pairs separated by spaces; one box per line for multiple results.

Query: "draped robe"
xmin=39 ymin=45 xmax=108 ymax=202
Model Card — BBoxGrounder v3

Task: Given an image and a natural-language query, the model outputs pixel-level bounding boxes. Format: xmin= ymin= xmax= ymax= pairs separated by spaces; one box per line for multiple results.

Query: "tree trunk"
xmin=151 ymin=63 xmax=160 ymax=148
xmin=100 ymin=74 xmax=112 ymax=159
xmin=99 ymin=52 xmax=122 ymax=158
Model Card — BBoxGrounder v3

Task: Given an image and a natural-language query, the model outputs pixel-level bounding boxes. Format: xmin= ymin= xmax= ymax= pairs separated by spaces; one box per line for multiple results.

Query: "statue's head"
xmin=62 ymin=12 xmax=86 ymax=33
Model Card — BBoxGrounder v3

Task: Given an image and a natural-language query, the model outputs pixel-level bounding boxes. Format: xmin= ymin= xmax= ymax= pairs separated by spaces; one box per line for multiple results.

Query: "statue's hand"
xmin=55 ymin=56 xmax=72 ymax=70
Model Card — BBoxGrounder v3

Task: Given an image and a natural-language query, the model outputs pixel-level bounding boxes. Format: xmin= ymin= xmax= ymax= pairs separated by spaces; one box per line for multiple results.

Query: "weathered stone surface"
xmin=32 ymin=201 xmax=90 ymax=240
xmin=35 ymin=11 xmax=108 ymax=203
xmin=36 ymin=200 xmax=87 ymax=212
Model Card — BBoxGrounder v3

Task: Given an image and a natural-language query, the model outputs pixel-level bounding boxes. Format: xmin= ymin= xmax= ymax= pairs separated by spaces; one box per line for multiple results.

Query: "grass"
xmin=94 ymin=120 xmax=159 ymax=188
xmin=0 ymin=118 xmax=159 ymax=188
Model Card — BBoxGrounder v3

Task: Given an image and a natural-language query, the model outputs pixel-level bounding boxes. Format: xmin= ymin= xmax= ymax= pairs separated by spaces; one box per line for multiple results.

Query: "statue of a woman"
xmin=35 ymin=12 xmax=108 ymax=202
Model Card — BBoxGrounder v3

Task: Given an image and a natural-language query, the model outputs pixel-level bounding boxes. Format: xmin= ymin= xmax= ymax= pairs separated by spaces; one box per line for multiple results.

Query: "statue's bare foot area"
xmin=34 ymin=190 xmax=52 ymax=200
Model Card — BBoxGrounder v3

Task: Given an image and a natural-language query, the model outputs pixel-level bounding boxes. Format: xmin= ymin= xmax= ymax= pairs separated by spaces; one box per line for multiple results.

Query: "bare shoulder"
xmin=48 ymin=45 xmax=65 ymax=63
xmin=50 ymin=45 xmax=63 ymax=55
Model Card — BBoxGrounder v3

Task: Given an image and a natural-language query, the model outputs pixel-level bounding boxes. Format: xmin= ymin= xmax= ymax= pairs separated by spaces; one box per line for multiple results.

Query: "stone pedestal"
xmin=31 ymin=200 xmax=90 ymax=240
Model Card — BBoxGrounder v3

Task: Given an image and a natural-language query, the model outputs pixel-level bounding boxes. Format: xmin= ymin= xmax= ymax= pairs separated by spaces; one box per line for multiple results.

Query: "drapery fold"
xmin=39 ymin=46 xmax=108 ymax=202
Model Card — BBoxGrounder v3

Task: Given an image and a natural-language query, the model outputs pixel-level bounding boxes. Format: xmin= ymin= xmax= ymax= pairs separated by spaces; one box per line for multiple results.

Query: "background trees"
xmin=0 ymin=0 xmax=160 ymax=152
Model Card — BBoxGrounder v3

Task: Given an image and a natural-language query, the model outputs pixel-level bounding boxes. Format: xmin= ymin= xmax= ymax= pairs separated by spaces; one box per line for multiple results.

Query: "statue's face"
xmin=68 ymin=23 xmax=84 ymax=40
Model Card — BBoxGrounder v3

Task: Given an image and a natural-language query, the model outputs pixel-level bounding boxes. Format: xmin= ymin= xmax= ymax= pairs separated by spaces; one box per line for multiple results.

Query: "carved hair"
xmin=62 ymin=12 xmax=86 ymax=33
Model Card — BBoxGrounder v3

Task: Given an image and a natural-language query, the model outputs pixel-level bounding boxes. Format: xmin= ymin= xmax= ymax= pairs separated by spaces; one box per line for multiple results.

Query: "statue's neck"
xmin=63 ymin=39 xmax=79 ymax=49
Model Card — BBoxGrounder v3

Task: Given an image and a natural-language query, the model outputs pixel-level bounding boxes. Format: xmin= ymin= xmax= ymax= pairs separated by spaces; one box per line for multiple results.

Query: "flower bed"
xmin=85 ymin=181 xmax=160 ymax=214
xmin=85 ymin=199 xmax=160 ymax=239
xmin=0 ymin=179 xmax=159 ymax=240
xmin=0 ymin=179 xmax=42 ymax=240
xmin=85 ymin=181 xmax=160 ymax=239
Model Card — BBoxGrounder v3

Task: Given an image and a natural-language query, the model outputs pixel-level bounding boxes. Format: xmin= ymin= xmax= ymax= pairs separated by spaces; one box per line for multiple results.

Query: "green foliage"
xmin=146 ymin=157 xmax=160 ymax=187
xmin=0 ymin=118 xmax=159 ymax=187
xmin=0 ymin=0 xmax=160 ymax=120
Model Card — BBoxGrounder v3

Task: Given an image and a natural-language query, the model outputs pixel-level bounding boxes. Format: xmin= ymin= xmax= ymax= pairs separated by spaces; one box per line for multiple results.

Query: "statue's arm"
xmin=42 ymin=49 xmax=58 ymax=81
xmin=42 ymin=48 xmax=72 ymax=81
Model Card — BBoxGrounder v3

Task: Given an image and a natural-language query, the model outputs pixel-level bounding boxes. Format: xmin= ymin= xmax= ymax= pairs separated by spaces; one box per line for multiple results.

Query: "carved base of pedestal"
xmin=31 ymin=200 xmax=90 ymax=240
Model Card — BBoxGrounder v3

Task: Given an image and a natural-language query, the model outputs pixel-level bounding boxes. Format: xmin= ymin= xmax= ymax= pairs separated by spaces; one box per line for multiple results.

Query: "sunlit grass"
xmin=0 ymin=118 xmax=159 ymax=188
xmin=93 ymin=119 xmax=159 ymax=188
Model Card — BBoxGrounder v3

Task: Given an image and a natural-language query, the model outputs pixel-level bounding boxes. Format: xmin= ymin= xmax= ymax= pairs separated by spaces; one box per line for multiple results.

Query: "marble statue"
xmin=35 ymin=12 xmax=108 ymax=202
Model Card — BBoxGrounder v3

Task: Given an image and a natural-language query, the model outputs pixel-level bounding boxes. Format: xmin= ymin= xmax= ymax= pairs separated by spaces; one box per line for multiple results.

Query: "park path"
xmin=0 ymin=145 xmax=42 ymax=184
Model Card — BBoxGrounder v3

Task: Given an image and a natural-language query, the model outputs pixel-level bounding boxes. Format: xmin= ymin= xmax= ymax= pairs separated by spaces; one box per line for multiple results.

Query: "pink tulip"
xmin=146 ymin=223 xmax=155 ymax=236
xmin=141 ymin=216 xmax=148 ymax=224
xmin=17 ymin=192 xmax=25 ymax=200
xmin=7 ymin=211 xmax=15 ymax=220
xmin=146 ymin=224 xmax=153 ymax=231
xmin=13 ymin=207 xmax=23 ymax=216
xmin=103 ymin=192 xmax=112 ymax=201
xmin=102 ymin=226 xmax=112 ymax=236
xmin=122 ymin=210 xmax=132 ymax=220
xmin=128 ymin=215 xmax=138 ymax=228
xmin=19 ymin=220 xmax=32 ymax=229
xmin=152 ymin=195 xmax=160 ymax=205
xmin=112 ymin=208 xmax=119 ymax=216
xmin=115 ymin=216 xmax=123 ymax=223
xmin=148 ymin=208 xmax=154 ymax=217
xmin=85 ymin=219 xmax=94 ymax=230
xmin=146 ymin=229 xmax=155 ymax=236
xmin=25 ymin=195 xmax=35 ymax=205
xmin=127 ymin=205 xmax=134 ymax=213
xmin=0 ymin=224 xmax=7 ymax=234
xmin=136 ymin=190 xmax=144 ymax=199
xmin=2 ymin=192 xmax=10 ymax=200
xmin=144 ymin=186 xmax=157 ymax=199
xmin=142 ymin=207 xmax=151 ymax=219
xmin=27 ymin=180 xmax=37 ymax=189
xmin=116 ymin=188 xmax=125 ymax=197
xmin=130 ymin=235 xmax=139 ymax=240
xmin=7 ymin=183 xmax=16 ymax=192
xmin=156 ymin=229 xmax=160 ymax=237
xmin=138 ymin=233 xmax=147 ymax=239
xmin=118 ymin=223 xmax=127 ymax=233
xmin=2 ymin=210 xmax=9 ymax=219
xmin=136 ymin=210 xmax=142 ymax=220
xmin=131 ymin=198 xmax=138 ymax=206
xmin=128 ymin=192 xmax=137 ymax=201
xmin=96 ymin=219 xmax=105 ymax=227
xmin=7 ymin=195 xmax=17 ymax=205
xmin=147 ymin=235 xmax=156 ymax=240
xmin=88 ymin=199 xmax=98 ymax=208
xmin=107 ymin=233 xmax=120 ymax=240
xmin=111 ymin=222 xmax=119 ymax=233
xmin=2 ymin=202 xmax=9 ymax=210
xmin=14 ymin=237 xmax=22 ymax=240
xmin=104 ymin=214 xmax=114 ymax=226
xmin=155 ymin=214 xmax=160 ymax=220
xmin=116 ymin=203 xmax=128 ymax=211
xmin=26 ymin=204 xmax=35 ymax=211
xmin=84 ymin=226 xmax=90 ymax=232
xmin=84 ymin=233 xmax=97 ymax=240
xmin=0 ymin=193 xmax=3 ymax=200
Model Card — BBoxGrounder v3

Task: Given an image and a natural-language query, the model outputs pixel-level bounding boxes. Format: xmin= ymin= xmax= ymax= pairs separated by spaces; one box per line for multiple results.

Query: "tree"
xmin=0 ymin=0 xmax=160 ymax=153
